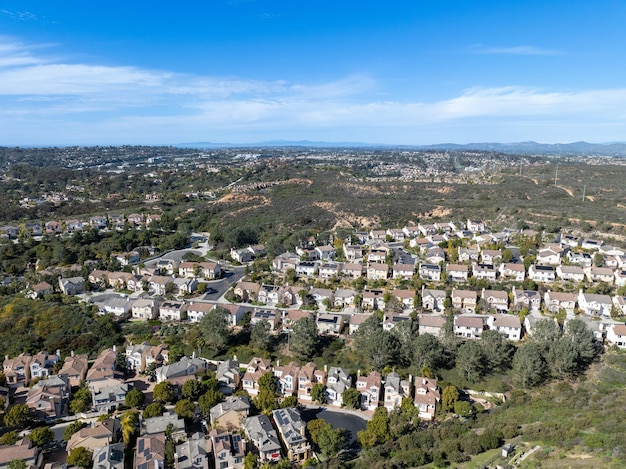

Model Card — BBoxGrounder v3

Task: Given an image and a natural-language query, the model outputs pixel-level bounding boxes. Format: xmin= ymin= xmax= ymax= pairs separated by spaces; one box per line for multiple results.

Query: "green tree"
xmin=453 ymin=400 xmax=473 ymax=417
xmin=254 ymin=372 xmax=279 ymax=414
xmin=174 ymin=399 xmax=196 ymax=418
xmin=547 ymin=338 xmax=579 ymax=379
xmin=317 ymin=424 xmax=347 ymax=457
xmin=125 ymin=388 xmax=145 ymax=408
xmin=120 ymin=410 xmax=139 ymax=445
xmin=564 ymin=318 xmax=598 ymax=366
xmin=8 ymin=460 xmax=26 ymax=469
xmin=198 ymin=389 xmax=225 ymax=416
xmin=530 ymin=318 xmax=561 ymax=353
xmin=142 ymin=402 xmax=165 ymax=419
xmin=250 ymin=320 xmax=273 ymax=353
xmin=153 ymin=381 xmax=175 ymax=403
xmin=311 ymin=383 xmax=326 ymax=404
xmin=64 ymin=421 xmax=86 ymax=441
xmin=243 ymin=452 xmax=259 ymax=469
xmin=289 ymin=317 xmax=319 ymax=361
xmin=480 ymin=329 xmax=515 ymax=374
xmin=281 ymin=396 xmax=299 ymax=408
xmin=412 ymin=333 xmax=447 ymax=371
xmin=198 ymin=307 xmax=230 ymax=353
xmin=29 ymin=426 xmax=54 ymax=448
xmin=0 ymin=430 xmax=20 ymax=445
xmin=358 ymin=407 xmax=390 ymax=447
xmin=67 ymin=447 xmax=93 ymax=468
xmin=342 ymin=388 xmax=361 ymax=410
xmin=70 ymin=387 xmax=92 ymax=414
xmin=513 ymin=343 xmax=546 ymax=388
xmin=441 ymin=385 xmax=460 ymax=412
xmin=4 ymin=404 xmax=31 ymax=428
xmin=182 ymin=379 xmax=207 ymax=402
xmin=307 ymin=419 xmax=328 ymax=445
xmin=456 ymin=340 xmax=485 ymax=383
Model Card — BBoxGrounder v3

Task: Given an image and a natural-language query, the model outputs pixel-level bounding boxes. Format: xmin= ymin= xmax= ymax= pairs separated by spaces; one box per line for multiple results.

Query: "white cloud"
xmin=2 ymin=37 xmax=626 ymax=144
xmin=468 ymin=44 xmax=560 ymax=56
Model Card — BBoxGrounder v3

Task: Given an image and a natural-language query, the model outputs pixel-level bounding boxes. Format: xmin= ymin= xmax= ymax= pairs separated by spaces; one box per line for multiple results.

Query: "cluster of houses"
xmin=0 ymin=213 xmax=164 ymax=240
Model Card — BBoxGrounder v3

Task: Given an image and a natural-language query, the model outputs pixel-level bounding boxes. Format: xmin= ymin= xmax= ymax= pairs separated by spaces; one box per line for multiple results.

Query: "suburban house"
xmin=174 ymin=433 xmax=209 ymax=469
xmin=316 ymin=314 xmax=344 ymax=335
xmin=272 ymin=251 xmax=300 ymax=273
xmin=233 ymin=281 xmax=261 ymax=302
xmin=58 ymin=276 xmax=85 ymax=296
xmin=578 ymin=291 xmax=613 ymax=317
xmin=186 ymin=301 xmax=214 ymax=323
xmin=421 ymin=288 xmax=447 ymax=313
xmin=383 ymin=372 xmax=411 ymax=411
xmin=0 ymin=439 xmax=42 ymax=469
xmin=488 ymin=314 xmax=522 ymax=341
xmin=528 ymin=265 xmax=556 ymax=283
xmin=499 ymin=263 xmax=526 ymax=281
xmin=472 ymin=264 xmax=497 ymax=281
xmin=295 ymin=261 xmax=317 ymax=277
xmin=341 ymin=262 xmax=364 ymax=279
xmin=392 ymin=263 xmax=415 ymax=280
xmin=159 ymin=300 xmax=188 ymax=321
xmin=125 ymin=343 xmax=168 ymax=373
xmin=413 ymin=377 xmax=440 ymax=421
xmin=243 ymin=415 xmax=282 ymax=464
xmin=27 ymin=281 xmax=53 ymax=299
xmin=367 ymin=262 xmax=389 ymax=280
xmin=242 ymin=358 xmax=272 ymax=397
xmin=67 ymin=419 xmax=121 ymax=454
xmin=348 ymin=314 xmax=371 ymax=335
xmin=315 ymin=245 xmax=336 ymax=260
xmin=297 ymin=362 xmax=327 ymax=403
xmin=480 ymin=249 xmax=502 ymax=265
xmin=273 ymin=361 xmax=300 ymax=397
xmin=250 ymin=309 xmax=279 ymax=330
xmin=26 ymin=376 xmax=69 ymax=421
xmin=458 ymin=248 xmax=480 ymax=263
xmin=512 ymin=288 xmax=542 ymax=312
xmin=556 ymin=265 xmax=586 ymax=282
xmin=92 ymin=442 xmax=125 ymax=469
xmin=334 ymin=288 xmax=358 ymax=309
xmin=447 ymin=264 xmax=469 ymax=282
xmin=451 ymin=289 xmax=477 ymax=313
xmin=417 ymin=314 xmax=447 ymax=337
xmin=272 ymin=408 xmax=312 ymax=463
xmin=454 ymin=315 xmax=485 ymax=339
xmin=58 ymin=353 xmax=89 ymax=387
xmin=362 ymin=289 xmax=385 ymax=310
xmin=606 ymin=324 xmax=626 ymax=348
xmin=87 ymin=348 xmax=124 ymax=383
xmin=209 ymin=395 xmax=250 ymax=431
xmin=325 ymin=367 xmax=352 ymax=406
xmin=544 ymin=291 xmax=577 ymax=314
xmin=585 ymin=266 xmax=615 ymax=284
xmin=149 ymin=275 xmax=174 ymax=296
xmin=419 ymin=263 xmax=441 ymax=281
xmin=208 ymin=430 xmax=246 ymax=469
xmin=154 ymin=356 xmax=208 ymax=384
xmin=217 ymin=359 xmax=241 ymax=396
xmin=356 ymin=370 xmax=382 ymax=411
xmin=131 ymin=298 xmax=160 ymax=320
xmin=481 ymin=289 xmax=509 ymax=312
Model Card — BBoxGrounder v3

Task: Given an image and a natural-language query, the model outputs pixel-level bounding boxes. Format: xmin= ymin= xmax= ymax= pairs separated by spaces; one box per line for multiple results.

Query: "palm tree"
xmin=120 ymin=410 xmax=139 ymax=445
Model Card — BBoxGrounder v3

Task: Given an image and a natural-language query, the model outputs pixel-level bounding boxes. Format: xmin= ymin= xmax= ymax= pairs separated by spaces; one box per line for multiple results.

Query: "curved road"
xmin=301 ymin=406 xmax=369 ymax=447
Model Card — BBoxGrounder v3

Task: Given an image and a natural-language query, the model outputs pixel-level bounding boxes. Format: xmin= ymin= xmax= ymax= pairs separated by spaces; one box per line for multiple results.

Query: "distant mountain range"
xmin=176 ymin=140 xmax=626 ymax=156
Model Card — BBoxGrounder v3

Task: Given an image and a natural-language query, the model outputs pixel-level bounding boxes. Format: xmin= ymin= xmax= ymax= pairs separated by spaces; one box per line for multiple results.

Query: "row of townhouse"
xmin=1 ymin=213 xmax=164 ymax=239
xmin=421 ymin=285 xmax=626 ymax=318
xmin=237 ymin=357 xmax=441 ymax=421
xmin=415 ymin=313 xmax=523 ymax=341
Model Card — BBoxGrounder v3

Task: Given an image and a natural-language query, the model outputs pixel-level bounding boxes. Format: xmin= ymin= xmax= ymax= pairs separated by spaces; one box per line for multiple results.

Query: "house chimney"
xmin=324 ymin=364 xmax=327 ymax=372
xmin=192 ymin=351 xmax=196 ymax=359
xmin=357 ymin=369 xmax=361 ymax=378
xmin=113 ymin=345 xmax=117 ymax=352
xmin=276 ymin=359 xmax=280 ymax=367
xmin=71 ymin=350 xmax=75 ymax=357
xmin=4 ymin=355 xmax=8 ymax=362
xmin=56 ymin=349 xmax=61 ymax=358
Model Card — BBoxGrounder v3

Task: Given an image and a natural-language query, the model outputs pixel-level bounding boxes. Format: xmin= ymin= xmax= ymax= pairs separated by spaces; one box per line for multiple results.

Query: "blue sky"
xmin=1 ymin=0 xmax=626 ymax=146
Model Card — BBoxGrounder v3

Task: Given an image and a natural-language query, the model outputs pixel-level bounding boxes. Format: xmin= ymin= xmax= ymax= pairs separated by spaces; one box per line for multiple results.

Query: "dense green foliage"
xmin=0 ymin=296 xmax=123 ymax=359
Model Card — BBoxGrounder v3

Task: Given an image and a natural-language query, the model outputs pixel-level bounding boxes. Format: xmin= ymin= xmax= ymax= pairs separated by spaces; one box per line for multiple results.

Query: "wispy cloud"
xmin=1 ymin=37 xmax=626 ymax=144
xmin=468 ymin=44 xmax=560 ymax=56
xmin=0 ymin=9 xmax=38 ymax=21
